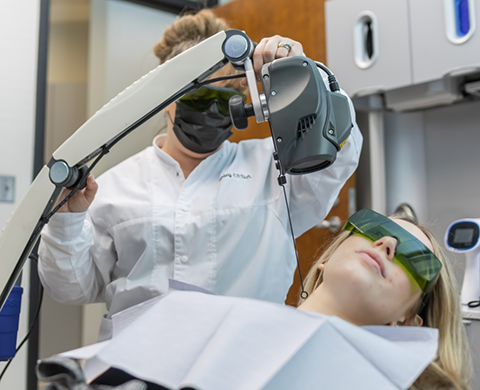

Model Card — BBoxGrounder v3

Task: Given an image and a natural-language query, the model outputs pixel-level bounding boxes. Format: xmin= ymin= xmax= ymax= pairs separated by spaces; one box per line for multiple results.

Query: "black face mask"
xmin=171 ymin=100 xmax=234 ymax=154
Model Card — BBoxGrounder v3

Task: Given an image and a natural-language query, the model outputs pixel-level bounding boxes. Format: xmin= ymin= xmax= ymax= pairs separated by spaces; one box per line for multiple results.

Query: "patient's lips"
xmin=357 ymin=249 xmax=386 ymax=277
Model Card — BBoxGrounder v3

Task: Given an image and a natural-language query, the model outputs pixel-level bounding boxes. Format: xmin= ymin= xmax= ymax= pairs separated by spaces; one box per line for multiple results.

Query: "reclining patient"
xmin=298 ymin=208 xmax=472 ymax=390
xmin=38 ymin=209 xmax=472 ymax=390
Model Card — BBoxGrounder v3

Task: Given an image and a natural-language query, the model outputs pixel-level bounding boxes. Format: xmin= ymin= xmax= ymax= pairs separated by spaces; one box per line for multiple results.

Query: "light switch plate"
xmin=0 ymin=175 xmax=15 ymax=203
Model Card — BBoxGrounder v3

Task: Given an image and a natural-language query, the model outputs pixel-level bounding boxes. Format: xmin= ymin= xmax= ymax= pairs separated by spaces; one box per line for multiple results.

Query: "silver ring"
xmin=277 ymin=42 xmax=293 ymax=52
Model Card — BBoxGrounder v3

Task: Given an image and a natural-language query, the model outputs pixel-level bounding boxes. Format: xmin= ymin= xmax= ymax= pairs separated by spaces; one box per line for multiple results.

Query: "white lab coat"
xmin=39 ymin=122 xmax=362 ymax=340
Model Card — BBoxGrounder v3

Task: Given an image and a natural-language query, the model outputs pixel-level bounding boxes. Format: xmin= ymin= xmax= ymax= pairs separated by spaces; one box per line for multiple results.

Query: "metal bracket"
xmin=244 ymin=57 xmax=266 ymax=124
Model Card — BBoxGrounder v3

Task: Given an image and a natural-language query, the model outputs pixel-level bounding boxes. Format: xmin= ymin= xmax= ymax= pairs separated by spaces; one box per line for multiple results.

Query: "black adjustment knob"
xmin=67 ymin=165 xmax=89 ymax=190
xmin=229 ymin=95 xmax=254 ymax=130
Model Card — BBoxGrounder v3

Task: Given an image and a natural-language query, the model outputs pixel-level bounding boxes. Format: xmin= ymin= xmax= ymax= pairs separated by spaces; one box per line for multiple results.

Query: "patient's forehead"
xmin=390 ymin=218 xmax=434 ymax=252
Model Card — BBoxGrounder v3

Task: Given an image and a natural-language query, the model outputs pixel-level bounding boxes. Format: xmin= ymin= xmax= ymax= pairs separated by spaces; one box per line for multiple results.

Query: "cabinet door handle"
xmin=354 ymin=11 xmax=379 ymax=69
xmin=365 ymin=21 xmax=374 ymax=60
xmin=444 ymin=0 xmax=476 ymax=44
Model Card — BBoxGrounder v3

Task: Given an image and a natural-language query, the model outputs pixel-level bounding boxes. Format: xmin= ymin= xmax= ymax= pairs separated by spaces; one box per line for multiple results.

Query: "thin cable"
xmin=191 ymin=73 xmax=246 ymax=92
xmin=0 ymin=72 xmax=251 ymax=375
xmin=315 ymin=62 xmax=339 ymax=92
xmin=468 ymin=300 xmax=480 ymax=308
xmin=48 ymin=72 xmax=246 ymax=222
xmin=0 ymin=255 xmax=44 ymax=382
xmin=1 ymin=70 xmax=250 ymax=341
xmin=43 ymin=71 xmax=240 ymax=219
xmin=1 ymin=71 xmax=248 ymax=313
xmin=280 ymin=183 xmax=308 ymax=300
xmin=197 ymin=73 xmax=246 ymax=87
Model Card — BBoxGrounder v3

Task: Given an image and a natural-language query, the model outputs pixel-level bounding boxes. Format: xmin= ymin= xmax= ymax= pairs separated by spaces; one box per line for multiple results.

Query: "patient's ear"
xmin=389 ymin=314 xmax=423 ymax=327
xmin=317 ymin=263 xmax=325 ymax=271
xmin=405 ymin=314 xmax=423 ymax=327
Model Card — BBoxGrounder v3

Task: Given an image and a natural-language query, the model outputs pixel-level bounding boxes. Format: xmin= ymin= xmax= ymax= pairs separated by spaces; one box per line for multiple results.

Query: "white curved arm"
xmin=54 ymin=32 xmax=227 ymax=165
xmin=0 ymin=30 xmax=245 ymax=309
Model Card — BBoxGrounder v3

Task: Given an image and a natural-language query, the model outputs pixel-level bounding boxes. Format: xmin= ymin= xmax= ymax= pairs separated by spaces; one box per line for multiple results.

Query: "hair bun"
xmin=153 ymin=9 xmax=229 ymax=64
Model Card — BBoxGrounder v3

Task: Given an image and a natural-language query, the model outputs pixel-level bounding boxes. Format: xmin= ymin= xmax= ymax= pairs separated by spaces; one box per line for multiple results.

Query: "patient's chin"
xmin=329 ymin=261 xmax=380 ymax=294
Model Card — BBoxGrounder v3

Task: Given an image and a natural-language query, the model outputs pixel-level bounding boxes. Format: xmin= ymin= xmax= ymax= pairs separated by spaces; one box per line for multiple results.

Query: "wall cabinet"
xmin=410 ymin=0 xmax=480 ymax=84
xmin=325 ymin=0 xmax=412 ymax=97
xmin=326 ymin=0 xmax=480 ymax=102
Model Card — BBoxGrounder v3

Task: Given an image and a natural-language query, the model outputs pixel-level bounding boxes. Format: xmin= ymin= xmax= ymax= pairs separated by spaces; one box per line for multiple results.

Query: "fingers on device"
xmin=445 ymin=219 xmax=480 ymax=306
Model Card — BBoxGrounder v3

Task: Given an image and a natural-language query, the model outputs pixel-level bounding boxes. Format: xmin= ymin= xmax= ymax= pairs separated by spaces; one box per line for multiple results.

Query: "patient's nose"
xmin=374 ymin=236 xmax=397 ymax=260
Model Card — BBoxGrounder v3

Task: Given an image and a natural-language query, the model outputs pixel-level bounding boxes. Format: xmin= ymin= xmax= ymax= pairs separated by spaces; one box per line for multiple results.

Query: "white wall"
xmin=44 ymin=21 xmax=89 ymax=160
xmin=48 ymin=22 xmax=89 ymax=84
xmin=384 ymin=111 xmax=428 ymax=222
xmin=0 ymin=2 xmax=40 ymax=389
xmin=423 ymin=99 xmax=480 ymax=388
xmin=88 ymin=0 xmax=175 ymax=176
xmin=382 ymin=99 xmax=480 ymax=275
xmin=80 ymin=0 xmax=176 ymax=346
xmin=41 ymin=0 xmax=222 ymax=355
xmin=382 ymin=102 xmax=480 ymax=282
xmin=39 ymin=19 xmax=89 ymax=361
xmin=380 ymin=99 xmax=480 ymax=388
xmin=424 ymin=100 xmax=480 ymax=271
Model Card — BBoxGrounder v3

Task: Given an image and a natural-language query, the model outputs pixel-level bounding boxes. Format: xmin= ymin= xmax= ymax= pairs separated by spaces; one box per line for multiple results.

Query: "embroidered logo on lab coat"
xmin=219 ymin=173 xmax=252 ymax=181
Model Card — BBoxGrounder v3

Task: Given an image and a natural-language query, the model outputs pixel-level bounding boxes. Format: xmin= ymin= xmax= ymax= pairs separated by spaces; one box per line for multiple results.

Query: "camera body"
xmin=229 ymin=56 xmax=353 ymax=175
xmin=261 ymin=57 xmax=352 ymax=174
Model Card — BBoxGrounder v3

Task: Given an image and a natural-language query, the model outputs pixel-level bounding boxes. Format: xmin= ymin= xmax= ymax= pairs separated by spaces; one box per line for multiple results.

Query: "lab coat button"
xmin=182 ymin=205 xmax=188 ymax=212
xmin=180 ymin=255 xmax=188 ymax=263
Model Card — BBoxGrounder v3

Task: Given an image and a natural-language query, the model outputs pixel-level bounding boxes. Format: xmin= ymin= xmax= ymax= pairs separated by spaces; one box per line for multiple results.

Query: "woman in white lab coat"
xmin=37 ymin=10 xmax=362 ymax=341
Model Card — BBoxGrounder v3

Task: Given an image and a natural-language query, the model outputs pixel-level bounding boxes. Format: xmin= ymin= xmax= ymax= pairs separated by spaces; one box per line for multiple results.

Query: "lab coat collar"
xmin=152 ymin=134 xmax=230 ymax=172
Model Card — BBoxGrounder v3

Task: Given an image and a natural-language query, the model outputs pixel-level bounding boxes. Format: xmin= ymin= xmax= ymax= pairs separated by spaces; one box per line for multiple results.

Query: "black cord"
xmin=468 ymin=300 xmax=480 ymax=308
xmin=0 ymin=71 xmax=249 ymax=382
xmin=0 ymin=254 xmax=44 ymax=382
xmin=1 ymin=69 xmax=248 ymax=310
xmin=417 ymin=292 xmax=431 ymax=327
xmin=280 ymin=181 xmax=308 ymax=300
xmin=46 ymin=70 xmax=247 ymax=221
xmin=43 ymin=71 xmax=246 ymax=225
xmin=315 ymin=62 xmax=340 ymax=92
xmin=194 ymin=73 xmax=246 ymax=88
xmin=40 ymin=72 xmax=247 ymax=228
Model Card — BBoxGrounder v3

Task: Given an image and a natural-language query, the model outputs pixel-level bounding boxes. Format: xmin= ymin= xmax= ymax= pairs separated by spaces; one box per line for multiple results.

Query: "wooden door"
xmin=214 ymin=0 xmax=356 ymax=306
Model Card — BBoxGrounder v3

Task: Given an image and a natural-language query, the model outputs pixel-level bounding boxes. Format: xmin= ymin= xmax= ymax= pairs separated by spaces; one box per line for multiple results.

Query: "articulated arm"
xmin=0 ymin=30 xmax=255 ymax=309
xmin=0 ymin=29 xmax=353 ymax=310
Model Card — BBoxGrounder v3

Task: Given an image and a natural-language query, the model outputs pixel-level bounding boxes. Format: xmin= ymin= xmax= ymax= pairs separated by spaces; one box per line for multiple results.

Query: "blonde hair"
xmin=153 ymin=9 xmax=246 ymax=93
xmin=299 ymin=213 xmax=472 ymax=390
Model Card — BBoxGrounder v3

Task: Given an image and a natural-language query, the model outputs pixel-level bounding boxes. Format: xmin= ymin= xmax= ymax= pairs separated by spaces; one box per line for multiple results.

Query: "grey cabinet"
xmin=326 ymin=0 xmax=480 ymax=99
xmin=325 ymin=0 xmax=412 ymax=97
xmin=410 ymin=0 xmax=480 ymax=84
